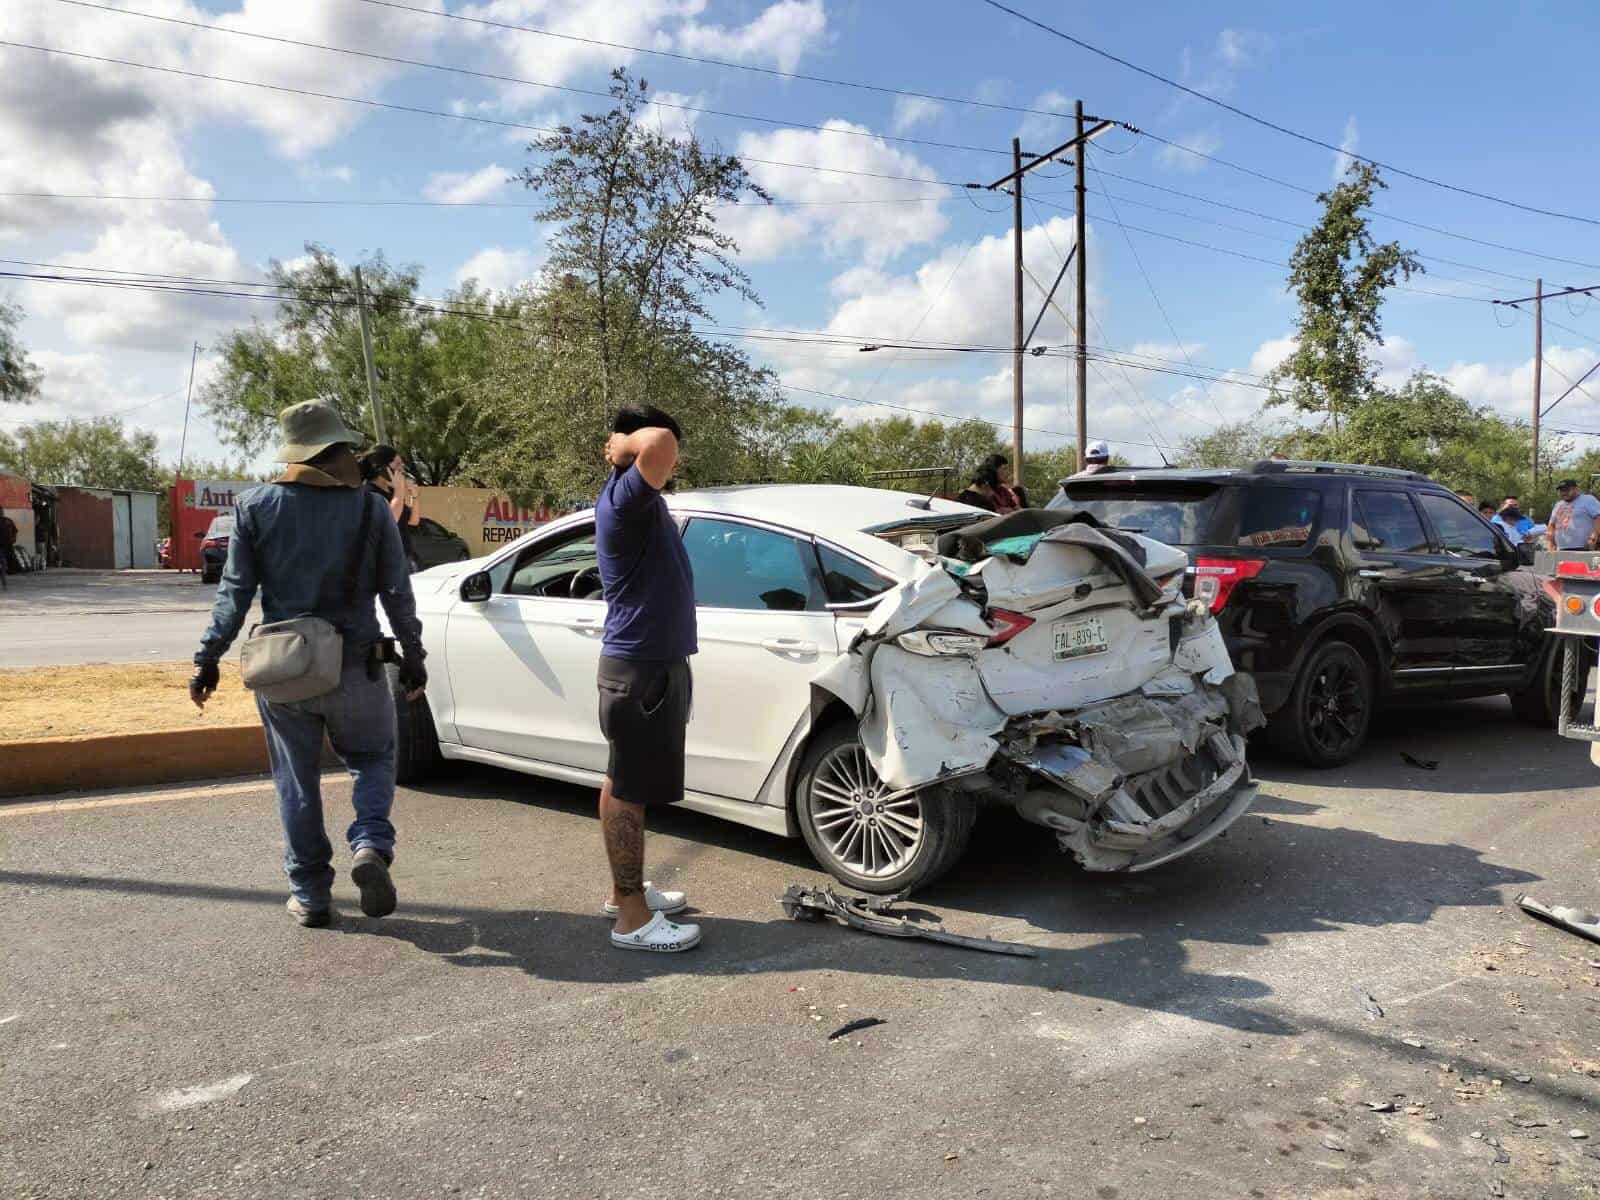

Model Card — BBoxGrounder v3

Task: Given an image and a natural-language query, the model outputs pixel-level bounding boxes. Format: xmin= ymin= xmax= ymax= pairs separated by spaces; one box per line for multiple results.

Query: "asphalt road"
xmin=5 ymin=700 xmax=1600 ymax=1198
xmin=0 ymin=570 xmax=253 ymax=666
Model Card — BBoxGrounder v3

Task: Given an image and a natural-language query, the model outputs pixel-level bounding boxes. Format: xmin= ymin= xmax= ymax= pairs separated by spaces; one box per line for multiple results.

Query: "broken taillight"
xmin=1190 ymin=557 xmax=1266 ymax=614
xmin=985 ymin=608 xmax=1035 ymax=647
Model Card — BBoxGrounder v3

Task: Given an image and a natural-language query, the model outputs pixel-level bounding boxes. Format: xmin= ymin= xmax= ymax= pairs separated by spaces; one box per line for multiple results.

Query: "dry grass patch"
xmin=1 ymin=662 xmax=259 ymax=742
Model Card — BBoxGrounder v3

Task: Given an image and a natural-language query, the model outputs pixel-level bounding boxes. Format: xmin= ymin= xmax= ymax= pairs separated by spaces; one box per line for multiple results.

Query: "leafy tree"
xmin=1267 ymin=163 xmax=1422 ymax=428
xmin=1 ymin=299 xmax=40 ymax=404
xmin=0 ymin=417 xmax=162 ymax=490
xmin=1178 ymin=414 xmax=1295 ymax=468
xmin=200 ymin=247 xmax=512 ymax=485
xmin=520 ymin=68 xmax=768 ymax=406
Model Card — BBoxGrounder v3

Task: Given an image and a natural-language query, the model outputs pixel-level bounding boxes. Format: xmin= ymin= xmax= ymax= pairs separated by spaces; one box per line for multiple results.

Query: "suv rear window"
xmin=1053 ymin=482 xmax=1224 ymax=546
xmin=1238 ymin=487 xmax=1321 ymax=549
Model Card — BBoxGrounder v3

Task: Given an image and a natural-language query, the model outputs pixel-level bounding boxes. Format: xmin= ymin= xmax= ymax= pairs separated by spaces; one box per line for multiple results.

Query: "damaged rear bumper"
xmin=1000 ymin=676 xmax=1263 ymax=872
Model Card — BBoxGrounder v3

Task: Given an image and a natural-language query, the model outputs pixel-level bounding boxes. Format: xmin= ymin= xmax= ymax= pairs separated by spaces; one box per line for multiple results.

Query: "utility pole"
xmin=1074 ymin=99 xmax=1089 ymax=471
xmin=1532 ymin=277 xmax=1542 ymax=487
xmin=176 ymin=340 xmax=198 ymax=481
xmin=985 ymin=110 xmax=1115 ymax=476
xmin=354 ymin=265 xmax=387 ymax=444
xmin=1010 ymin=137 xmax=1025 ymax=477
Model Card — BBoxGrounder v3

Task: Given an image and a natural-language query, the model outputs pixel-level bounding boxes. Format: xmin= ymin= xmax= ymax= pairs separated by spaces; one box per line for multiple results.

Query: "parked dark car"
xmin=409 ymin=516 xmax=471 ymax=571
xmin=198 ymin=514 xmax=233 ymax=584
xmin=1048 ymin=459 xmax=1579 ymax=766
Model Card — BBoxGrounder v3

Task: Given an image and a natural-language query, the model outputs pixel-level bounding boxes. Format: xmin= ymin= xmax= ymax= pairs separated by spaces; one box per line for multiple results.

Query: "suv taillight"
xmin=1191 ymin=557 xmax=1266 ymax=613
xmin=986 ymin=608 xmax=1035 ymax=647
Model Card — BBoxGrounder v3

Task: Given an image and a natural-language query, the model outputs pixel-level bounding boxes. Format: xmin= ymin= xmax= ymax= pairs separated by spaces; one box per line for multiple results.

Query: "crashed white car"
xmin=391 ymin=485 xmax=1263 ymax=894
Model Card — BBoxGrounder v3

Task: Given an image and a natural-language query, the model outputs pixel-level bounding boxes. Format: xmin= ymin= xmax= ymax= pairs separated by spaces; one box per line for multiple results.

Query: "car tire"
xmin=200 ymin=569 xmax=219 ymax=585
xmin=1509 ymin=637 xmax=1585 ymax=727
xmin=794 ymin=722 xmax=975 ymax=895
xmin=1267 ymin=640 xmax=1374 ymax=768
xmin=390 ymin=664 xmax=442 ymax=784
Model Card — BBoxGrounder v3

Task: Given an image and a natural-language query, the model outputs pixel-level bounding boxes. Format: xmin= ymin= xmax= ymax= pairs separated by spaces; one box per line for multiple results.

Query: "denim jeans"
xmin=257 ymin=658 xmax=396 ymax=907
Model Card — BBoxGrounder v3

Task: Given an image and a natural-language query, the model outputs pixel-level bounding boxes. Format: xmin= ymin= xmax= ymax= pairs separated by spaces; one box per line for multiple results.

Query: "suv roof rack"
xmin=1250 ymin=459 xmax=1426 ymax=481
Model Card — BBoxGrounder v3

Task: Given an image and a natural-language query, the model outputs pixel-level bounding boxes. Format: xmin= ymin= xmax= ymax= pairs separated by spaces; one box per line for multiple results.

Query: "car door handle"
xmin=761 ymin=637 xmax=818 ymax=656
xmin=567 ymin=616 xmax=603 ymax=634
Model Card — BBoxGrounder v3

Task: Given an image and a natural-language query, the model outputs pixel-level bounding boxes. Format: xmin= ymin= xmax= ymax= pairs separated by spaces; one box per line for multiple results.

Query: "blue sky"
xmin=5 ymin=0 xmax=1600 ymax=471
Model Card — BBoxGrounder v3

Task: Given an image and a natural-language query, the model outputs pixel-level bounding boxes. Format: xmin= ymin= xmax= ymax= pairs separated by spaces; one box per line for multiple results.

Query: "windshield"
xmin=1050 ymin=483 xmax=1224 ymax=546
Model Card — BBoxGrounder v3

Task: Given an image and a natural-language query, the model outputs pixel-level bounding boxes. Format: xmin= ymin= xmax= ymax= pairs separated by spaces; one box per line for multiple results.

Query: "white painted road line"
xmin=0 ymin=774 xmax=344 ymax=819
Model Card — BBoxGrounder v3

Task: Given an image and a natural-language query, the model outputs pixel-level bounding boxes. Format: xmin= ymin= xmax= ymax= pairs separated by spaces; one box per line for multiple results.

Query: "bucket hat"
xmin=272 ymin=399 xmax=363 ymax=464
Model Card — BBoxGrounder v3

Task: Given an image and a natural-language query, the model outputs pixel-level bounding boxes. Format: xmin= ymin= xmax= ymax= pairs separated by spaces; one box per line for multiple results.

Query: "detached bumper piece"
xmin=1001 ymin=680 xmax=1260 ymax=872
xmin=780 ymin=885 xmax=1038 ymax=957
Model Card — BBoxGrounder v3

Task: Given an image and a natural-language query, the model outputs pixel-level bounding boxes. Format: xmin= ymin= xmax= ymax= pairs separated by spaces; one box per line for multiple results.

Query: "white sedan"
xmin=390 ymin=485 xmax=1262 ymax=893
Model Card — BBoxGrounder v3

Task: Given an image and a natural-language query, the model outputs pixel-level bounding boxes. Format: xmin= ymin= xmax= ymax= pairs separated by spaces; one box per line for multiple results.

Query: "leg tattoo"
xmin=603 ymin=797 xmax=646 ymax=898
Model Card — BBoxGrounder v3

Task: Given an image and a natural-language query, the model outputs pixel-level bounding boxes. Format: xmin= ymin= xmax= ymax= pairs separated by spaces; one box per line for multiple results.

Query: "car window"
xmin=1353 ymin=490 xmax=1430 ymax=554
xmin=1416 ymin=492 xmax=1498 ymax=557
xmin=1052 ymin=483 xmax=1225 ymax=546
xmin=817 ymin=543 xmax=895 ymax=605
xmin=1238 ymin=487 xmax=1321 ymax=549
xmin=682 ymin=518 xmax=824 ymax=612
xmin=417 ymin=518 xmax=447 ymax=536
xmin=503 ymin=523 xmax=601 ymax=598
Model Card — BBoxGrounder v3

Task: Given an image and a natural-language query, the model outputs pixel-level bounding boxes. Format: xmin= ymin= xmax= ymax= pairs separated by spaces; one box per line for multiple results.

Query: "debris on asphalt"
xmin=1516 ymin=894 xmax=1600 ymax=946
xmin=1488 ymin=1181 xmax=1505 ymax=1197
xmin=1511 ymin=1118 xmax=1547 ymax=1129
xmin=1320 ymin=1134 xmax=1346 ymax=1152
xmin=1400 ymin=751 xmax=1439 ymax=770
xmin=1512 ymin=1073 xmax=1532 ymax=1083
xmin=780 ymin=885 xmax=1038 ymax=956
xmin=1402 ymin=1037 xmax=1426 ymax=1049
xmin=828 ymin=1017 xmax=886 ymax=1041
xmin=1357 ymin=989 xmax=1385 ymax=1020
xmin=1571 ymin=1129 xmax=1590 ymax=1140
xmin=1470 ymin=1131 xmax=1484 ymax=1140
xmin=1364 ymin=1100 xmax=1397 ymax=1113
xmin=1132 ymin=1117 xmax=1147 ymax=1127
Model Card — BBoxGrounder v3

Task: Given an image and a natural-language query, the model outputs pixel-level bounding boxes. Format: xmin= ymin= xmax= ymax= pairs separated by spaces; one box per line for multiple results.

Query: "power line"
xmin=348 ymin=0 xmax=1078 ymax=122
xmin=0 ymin=190 xmax=949 ymax=210
xmin=980 ymin=0 xmax=1600 ymax=229
xmin=56 ymin=1 xmax=1011 ymax=160
xmin=0 ymin=40 xmax=977 ymax=191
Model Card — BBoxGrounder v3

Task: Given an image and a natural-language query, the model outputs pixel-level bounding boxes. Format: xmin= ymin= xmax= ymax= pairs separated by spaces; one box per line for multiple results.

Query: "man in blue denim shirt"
xmin=190 ymin=399 xmax=426 ymax=928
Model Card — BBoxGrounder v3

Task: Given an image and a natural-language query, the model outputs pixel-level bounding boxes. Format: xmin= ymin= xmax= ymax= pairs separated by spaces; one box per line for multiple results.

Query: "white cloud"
xmin=1157 ymin=129 xmax=1223 ymax=171
xmin=1018 ymin=90 xmax=1073 ymax=147
xmin=891 ymin=96 xmax=942 ymax=134
xmin=1215 ymin=29 xmax=1269 ymax=70
xmin=455 ymin=245 xmax=542 ymax=293
xmin=1333 ymin=115 xmax=1359 ymax=181
xmin=423 ymin=164 xmax=514 ymax=205
xmin=725 ymin=122 xmax=949 ymax=265
xmin=676 ymin=0 xmax=827 ymax=73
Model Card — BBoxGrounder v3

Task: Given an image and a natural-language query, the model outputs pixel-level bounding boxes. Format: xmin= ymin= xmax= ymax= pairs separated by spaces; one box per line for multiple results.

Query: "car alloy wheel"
xmin=1304 ymin=653 xmax=1366 ymax=758
xmin=805 ymin=742 xmax=926 ymax=880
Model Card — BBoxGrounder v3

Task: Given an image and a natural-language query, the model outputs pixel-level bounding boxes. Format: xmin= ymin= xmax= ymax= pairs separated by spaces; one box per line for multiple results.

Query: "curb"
xmin=1 ymin=726 xmax=269 ymax=800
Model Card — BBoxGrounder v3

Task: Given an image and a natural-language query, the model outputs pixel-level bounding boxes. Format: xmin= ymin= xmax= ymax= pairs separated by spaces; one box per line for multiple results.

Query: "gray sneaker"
xmin=286 ymin=896 xmax=333 ymax=928
xmin=350 ymin=847 xmax=397 ymax=918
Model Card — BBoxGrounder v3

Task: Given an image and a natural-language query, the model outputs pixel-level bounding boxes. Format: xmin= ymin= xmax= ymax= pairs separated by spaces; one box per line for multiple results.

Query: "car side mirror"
xmin=459 ymin=571 xmax=492 ymax=603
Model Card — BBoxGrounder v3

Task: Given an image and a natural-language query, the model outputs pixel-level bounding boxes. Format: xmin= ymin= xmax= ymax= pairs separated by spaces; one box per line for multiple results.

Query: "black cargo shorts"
xmin=596 ymin=655 xmax=693 ymax=807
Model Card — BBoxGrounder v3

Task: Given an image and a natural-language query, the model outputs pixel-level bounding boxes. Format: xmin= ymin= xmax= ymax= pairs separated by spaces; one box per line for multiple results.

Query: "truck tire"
xmin=794 ymin=722 xmax=975 ymax=895
xmin=390 ymin=664 xmax=442 ymax=784
xmin=1267 ymin=640 xmax=1373 ymax=768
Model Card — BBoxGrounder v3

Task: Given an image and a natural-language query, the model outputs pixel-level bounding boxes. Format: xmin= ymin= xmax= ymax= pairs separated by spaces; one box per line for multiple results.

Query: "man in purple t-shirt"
xmin=594 ymin=406 xmax=701 ymax=952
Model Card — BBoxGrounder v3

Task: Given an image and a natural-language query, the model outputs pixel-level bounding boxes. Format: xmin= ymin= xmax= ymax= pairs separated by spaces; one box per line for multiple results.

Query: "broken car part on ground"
xmin=813 ymin=509 xmax=1266 ymax=881
xmin=781 ymin=884 xmax=1038 ymax=956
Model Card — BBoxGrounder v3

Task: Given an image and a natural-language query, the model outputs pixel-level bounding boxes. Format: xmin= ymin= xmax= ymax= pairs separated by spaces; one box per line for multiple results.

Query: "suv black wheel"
xmin=794 ymin=722 xmax=974 ymax=895
xmin=390 ymin=664 xmax=442 ymax=783
xmin=1509 ymin=637 xmax=1585 ymax=727
xmin=1269 ymin=641 xmax=1373 ymax=767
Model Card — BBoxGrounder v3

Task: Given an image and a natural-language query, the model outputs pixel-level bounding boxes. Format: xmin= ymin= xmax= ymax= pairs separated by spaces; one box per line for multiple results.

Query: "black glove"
xmin=397 ymin=655 xmax=427 ymax=694
xmin=190 ymin=660 xmax=220 ymax=706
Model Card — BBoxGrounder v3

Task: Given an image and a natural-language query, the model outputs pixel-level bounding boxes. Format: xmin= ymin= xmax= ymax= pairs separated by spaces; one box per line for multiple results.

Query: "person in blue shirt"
xmin=1491 ymin=496 xmax=1538 ymax=543
xmin=594 ymin=405 xmax=700 ymax=953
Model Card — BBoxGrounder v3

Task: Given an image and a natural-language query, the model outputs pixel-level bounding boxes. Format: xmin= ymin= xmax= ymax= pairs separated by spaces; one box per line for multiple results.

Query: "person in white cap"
xmin=1070 ymin=439 xmax=1115 ymax=479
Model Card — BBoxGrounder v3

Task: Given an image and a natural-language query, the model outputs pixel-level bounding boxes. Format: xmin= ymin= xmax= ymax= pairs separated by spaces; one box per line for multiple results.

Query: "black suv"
xmin=1048 ymin=460 xmax=1573 ymax=766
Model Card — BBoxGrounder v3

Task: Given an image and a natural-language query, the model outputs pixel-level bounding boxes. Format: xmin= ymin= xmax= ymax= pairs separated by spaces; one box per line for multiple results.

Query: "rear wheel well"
xmin=1302 ymin=619 xmax=1385 ymax=695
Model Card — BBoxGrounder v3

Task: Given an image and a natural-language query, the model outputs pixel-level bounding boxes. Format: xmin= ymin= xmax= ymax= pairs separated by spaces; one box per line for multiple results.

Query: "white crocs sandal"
xmin=602 ymin=882 xmax=688 ymax=917
xmin=610 ymin=910 xmax=702 ymax=953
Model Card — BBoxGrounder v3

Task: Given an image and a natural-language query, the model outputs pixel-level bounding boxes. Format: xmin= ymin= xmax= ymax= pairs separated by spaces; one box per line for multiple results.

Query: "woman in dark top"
xmin=955 ymin=464 xmax=1000 ymax=512
xmin=986 ymin=453 xmax=1030 ymax=513
xmin=359 ymin=444 xmax=418 ymax=570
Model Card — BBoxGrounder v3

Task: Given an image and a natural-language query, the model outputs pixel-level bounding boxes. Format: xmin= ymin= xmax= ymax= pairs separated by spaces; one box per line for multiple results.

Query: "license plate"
xmin=1053 ymin=615 xmax=1108 ymax=661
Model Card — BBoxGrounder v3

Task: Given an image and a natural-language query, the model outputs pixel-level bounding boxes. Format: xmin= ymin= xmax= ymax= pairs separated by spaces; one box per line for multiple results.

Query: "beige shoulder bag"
xmin=240 ymin=490 xmax=374 ymax=703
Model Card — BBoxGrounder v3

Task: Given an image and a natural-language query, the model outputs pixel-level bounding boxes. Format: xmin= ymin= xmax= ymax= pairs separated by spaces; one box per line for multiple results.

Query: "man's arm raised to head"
xmin=625 ymin=426 xmax=679 ymax=491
